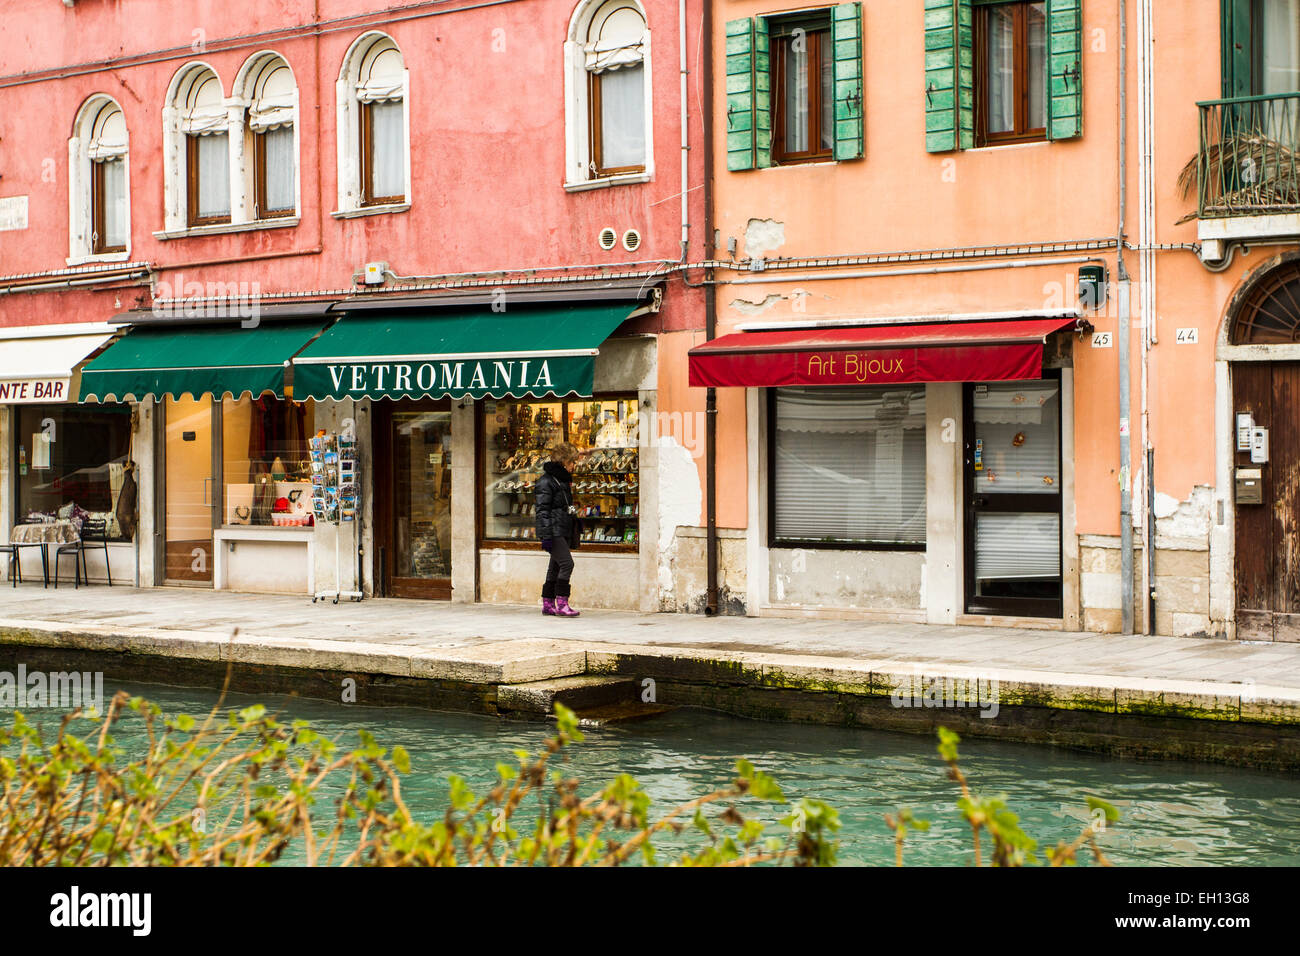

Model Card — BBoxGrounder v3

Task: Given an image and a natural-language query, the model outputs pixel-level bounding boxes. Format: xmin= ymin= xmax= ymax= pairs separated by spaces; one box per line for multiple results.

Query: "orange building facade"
xmin=679 ymin=0 xmax=1300 ymax=639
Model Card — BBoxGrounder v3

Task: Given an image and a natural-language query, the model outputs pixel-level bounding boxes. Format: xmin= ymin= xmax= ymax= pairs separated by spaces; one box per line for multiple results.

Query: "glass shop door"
xmin=963 ymin=376 xmax=1063 ymax=618
xmin=163 ymin=396 xmax=217 ymax=585
xmin=374 ymin=399 xmax=453 ymax=599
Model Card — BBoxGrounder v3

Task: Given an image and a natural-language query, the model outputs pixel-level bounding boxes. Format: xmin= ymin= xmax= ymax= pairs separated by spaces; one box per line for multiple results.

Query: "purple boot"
xmin=542 ymin=597 xmax=557 ymax=616
xmin=555 ymin=597 xmax=581 ymax=617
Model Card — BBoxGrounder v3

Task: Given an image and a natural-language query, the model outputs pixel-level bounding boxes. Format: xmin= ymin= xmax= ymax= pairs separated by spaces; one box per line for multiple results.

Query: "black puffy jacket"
xmin=534 ymin=461 xmax=574 ymax=543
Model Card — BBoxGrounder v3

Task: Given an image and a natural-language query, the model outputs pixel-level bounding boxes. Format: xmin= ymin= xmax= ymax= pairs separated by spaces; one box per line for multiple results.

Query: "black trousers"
xmin=542 ymin=536 xmax=575 ymax=599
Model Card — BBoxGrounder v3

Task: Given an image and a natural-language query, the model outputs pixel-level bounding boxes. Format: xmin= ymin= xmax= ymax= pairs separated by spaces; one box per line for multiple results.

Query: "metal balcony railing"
xmin=1191 ymin=92 xmax=1300 ymax=219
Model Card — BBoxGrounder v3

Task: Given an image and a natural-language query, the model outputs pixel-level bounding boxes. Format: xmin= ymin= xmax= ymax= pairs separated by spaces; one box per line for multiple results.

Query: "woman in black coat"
xmin=535 ymin=442 xmax=581 ymax=616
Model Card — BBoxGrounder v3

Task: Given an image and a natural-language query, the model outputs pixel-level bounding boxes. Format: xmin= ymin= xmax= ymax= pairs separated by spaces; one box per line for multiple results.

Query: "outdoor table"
xmin=9 ymin=520 xmax=79 ymax=587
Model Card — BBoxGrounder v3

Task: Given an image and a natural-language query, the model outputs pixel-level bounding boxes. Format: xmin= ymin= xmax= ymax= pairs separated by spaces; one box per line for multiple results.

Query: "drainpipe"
xmin=1137 ymin=0 xmax=1157 ymax=634
xmin=1117 ymin=0 xmax=1134 ymax=635
xmin=702 ymin=0 xmax=719 ymax=615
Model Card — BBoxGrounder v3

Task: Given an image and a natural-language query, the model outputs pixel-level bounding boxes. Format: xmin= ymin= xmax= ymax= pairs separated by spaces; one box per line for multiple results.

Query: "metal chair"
xmin=0 ymin=543 xmax=20 ymax=587
xmin=54 ymin=517 xmax=111 ymax=589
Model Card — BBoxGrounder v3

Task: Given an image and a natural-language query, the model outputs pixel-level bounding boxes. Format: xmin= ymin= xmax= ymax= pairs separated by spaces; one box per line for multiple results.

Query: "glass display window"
xmin=221 ymin=397 xmax=315 ymax=527
xmin=482 ymin=395 xmax=640 ymax=549
xmin=15 ymin=403 xmax=133 ymax=540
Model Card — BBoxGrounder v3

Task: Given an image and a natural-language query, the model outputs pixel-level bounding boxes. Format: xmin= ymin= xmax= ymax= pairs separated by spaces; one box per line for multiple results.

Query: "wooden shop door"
xmin=1233 ymin=361 xmax=1300 ymax=641
xmin=374 ymin=399 xmax=453 ymax=600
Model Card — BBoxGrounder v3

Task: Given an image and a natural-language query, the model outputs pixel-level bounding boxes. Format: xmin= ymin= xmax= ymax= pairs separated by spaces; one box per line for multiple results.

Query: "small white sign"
xmin=1175 ymin=327 xmax=1199 ymax=344
xmin=1092 ymin=331 xmax=1113 ymax=348
xmin=0 ymin=195 xmax=29 ymax=231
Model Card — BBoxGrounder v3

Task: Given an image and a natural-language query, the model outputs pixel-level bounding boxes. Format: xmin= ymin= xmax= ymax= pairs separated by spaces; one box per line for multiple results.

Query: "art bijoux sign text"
xmin=0 ymin=195 xmax=29 ymax=231
xmin=801 ymin=351 xmax=912 ymax=385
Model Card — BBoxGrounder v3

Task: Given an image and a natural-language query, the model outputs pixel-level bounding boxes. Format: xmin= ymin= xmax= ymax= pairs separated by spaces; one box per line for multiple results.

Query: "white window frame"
xmin=564 ymin=0 xmax=655 ymax=191
xmin=333 ymin=31 xmax=412 ymax=217
xmin=232 ymin=51 xmax=302 ymax=223
xmin=67 ymin=95 xmax=131 ymax=265
xmin=159 ymin=62 xmax=241 ymax=236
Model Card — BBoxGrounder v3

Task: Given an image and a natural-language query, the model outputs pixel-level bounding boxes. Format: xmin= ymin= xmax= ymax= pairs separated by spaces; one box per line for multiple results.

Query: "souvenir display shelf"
xmin=309 ymin=430 xmax=363 ymax=604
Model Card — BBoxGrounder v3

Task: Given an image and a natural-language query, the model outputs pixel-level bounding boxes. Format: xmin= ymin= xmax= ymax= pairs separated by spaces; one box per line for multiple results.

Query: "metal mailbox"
xmin=1236 ymin=467 xmax=1263 ymax=505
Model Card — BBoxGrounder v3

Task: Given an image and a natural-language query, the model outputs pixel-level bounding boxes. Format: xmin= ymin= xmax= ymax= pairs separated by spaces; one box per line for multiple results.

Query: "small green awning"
xmin=292 ymin=304 xmax=634 ymax=401
xmin=79 ymin=319 xmax=330 ymax=403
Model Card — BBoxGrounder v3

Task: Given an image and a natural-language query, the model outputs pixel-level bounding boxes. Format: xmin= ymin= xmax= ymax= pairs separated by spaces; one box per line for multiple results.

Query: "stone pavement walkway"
xmin=1 ymin=585 xmax=1297 ymax=692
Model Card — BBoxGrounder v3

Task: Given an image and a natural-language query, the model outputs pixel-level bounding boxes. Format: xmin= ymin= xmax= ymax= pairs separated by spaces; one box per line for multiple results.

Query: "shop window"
xmin=770 ymin=386 xmax=926 ymax=548
xmin=974 ymin=1 xmax=1047 ymax=146
xmin=68 ymin=95 xmax=130 ymax=264
xmin=565 ymin=0 xmax=654 ymax=187
xmin=220 ymin=397 xmax=315 ymax=527
xmin=15 ymin=404 xmax=133 ymax=541
xmin=482 ymin=396 xmax=640 ymax=549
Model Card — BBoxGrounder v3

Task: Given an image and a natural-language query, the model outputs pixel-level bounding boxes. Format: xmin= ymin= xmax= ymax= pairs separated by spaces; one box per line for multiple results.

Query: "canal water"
xmin=9 ymin=682 xmax=1300 ymax=866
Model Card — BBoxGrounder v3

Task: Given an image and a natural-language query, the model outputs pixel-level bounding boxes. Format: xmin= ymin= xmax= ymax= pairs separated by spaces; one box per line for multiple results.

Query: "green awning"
xmin=292 ymin=303 xmax=634 ymax=401
xmin=79 ymin=319 xmax=330 ymax=403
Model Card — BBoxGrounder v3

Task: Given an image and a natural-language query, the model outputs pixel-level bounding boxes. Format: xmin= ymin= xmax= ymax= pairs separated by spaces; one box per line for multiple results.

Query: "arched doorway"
xmin=1228 ymin=256 xmax=1300 ymax=640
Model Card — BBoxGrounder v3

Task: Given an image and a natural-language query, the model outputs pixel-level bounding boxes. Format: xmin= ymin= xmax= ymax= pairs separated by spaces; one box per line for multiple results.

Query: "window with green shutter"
xmin=927 ymin=0 xmax=1079 ymax=152
xmin=727 ymin=6 xmax=863 ymax=170
xmin=726 ymin=18 xmax=757 ymax=171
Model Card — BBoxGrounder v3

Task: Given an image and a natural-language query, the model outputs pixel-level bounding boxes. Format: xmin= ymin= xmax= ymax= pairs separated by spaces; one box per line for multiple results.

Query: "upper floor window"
xmin=236 ymin=53 xmax=299 ymax=220
xmin=771 ymin=14 xmax=834 ymax=164
xmin=68 ymin=95 xmax=129 ymax=262
xmin=336 ymin=33 xmax=410 ymax=213
xmin=1251 ymin=0 xmax=1300 ymax=95
xmin=724 ymin=5 xmax=863 ymax=171
xmin=162 ymin=63 xmax=231 ymax=231
xmin=975 ymin=1 xmax=1046 ymax=147
xmin=566 ymin=0 xmax=654 ymax=187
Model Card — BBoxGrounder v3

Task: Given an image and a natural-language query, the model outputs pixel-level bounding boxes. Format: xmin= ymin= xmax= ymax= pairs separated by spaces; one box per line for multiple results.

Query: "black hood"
xmin=543 ymin=460 xmax=572 ymax=482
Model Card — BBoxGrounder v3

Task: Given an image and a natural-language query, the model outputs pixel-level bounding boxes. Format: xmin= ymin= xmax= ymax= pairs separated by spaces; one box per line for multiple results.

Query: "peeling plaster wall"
xmin=656 ymin=435 xmax=705 ymax=604
xmin=743 ymin=218 xmax=786 ymax=258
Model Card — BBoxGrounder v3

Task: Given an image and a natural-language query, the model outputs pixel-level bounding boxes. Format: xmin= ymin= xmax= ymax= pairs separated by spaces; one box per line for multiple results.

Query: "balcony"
xmin=1186 ymin=93 xmax=1300 ymax=261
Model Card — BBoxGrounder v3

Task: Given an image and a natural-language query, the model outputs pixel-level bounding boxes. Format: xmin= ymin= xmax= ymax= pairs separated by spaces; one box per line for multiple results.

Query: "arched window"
xmin=336 ymin=33 xmax=410 ymax=214
xmin=565 ymin=0 xmax=653 ymax=189
xmin=235 ymin=52 xmax=299 ymax=220
xmin=1231 ymin=261 xmax=1300 ymax=344
xmin=163 ymin=63 xmax=232 ymax=230
xmin=68 ymin=95 xmax=129 ymax=262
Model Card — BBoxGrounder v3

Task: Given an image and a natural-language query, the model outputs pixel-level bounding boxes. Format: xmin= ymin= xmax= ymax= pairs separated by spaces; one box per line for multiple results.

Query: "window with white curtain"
xmin=74 ymin=97 xmax=129 ymax=256
xmin=168 ymin=65 xmax=231 ymax=227
xmin=336 ymin=32 xmax=409 ymax=212
xmin=771 ymin=386 xmax=927 ymax=546
xmin=566 ymin=0 xmax=653 ymax=185
xmin=242 ymin=53 xmax=298 ymax=219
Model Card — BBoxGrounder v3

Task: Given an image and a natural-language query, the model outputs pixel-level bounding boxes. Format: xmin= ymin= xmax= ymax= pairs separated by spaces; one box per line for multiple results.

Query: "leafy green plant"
xmin=0 ymin=684 xmax=837 ymax=867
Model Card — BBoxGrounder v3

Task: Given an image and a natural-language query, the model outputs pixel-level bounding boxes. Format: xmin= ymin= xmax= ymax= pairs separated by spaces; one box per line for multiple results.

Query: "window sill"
xmin=153 ymin=217 xmax=300 ymax=241
xmin=330 ymin=203 xmax=410 ymax=219
xmin=65 ymin=251 xmax=132 ymax=267
xmin=563 ymin=172 xmax=652 ymax=193
xmin=968 ymin=140 xmax=1051 ymax=153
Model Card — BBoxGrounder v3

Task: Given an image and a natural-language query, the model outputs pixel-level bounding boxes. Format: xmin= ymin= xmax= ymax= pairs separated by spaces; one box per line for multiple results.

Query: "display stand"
xmin=310 ymin=428 xmax=363 ymax=604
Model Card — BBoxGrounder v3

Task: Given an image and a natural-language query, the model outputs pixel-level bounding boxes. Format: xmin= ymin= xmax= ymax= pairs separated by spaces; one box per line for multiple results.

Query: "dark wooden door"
xmin=373 ymin=400 xmax=454 ymax=600
xmin=1234 ymin=361 xmax=1300 ymax=641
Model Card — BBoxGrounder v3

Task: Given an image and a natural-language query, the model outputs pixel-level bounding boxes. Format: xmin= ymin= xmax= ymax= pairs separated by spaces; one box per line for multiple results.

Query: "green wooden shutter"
xmin=754 ymin=16 xmax=773 ymax=168
xmin=1222 ymin=0 xmax=1252 ymax=97
xmin=924 ymin=0 xmax=973 ymax=153
xmin=726 ymin=18 xmax=756 ymax=171
xmin=1046 ymin=0 xmax=1083 ymax=140
xmin=832 ymin=3 xmax=864 ymax=160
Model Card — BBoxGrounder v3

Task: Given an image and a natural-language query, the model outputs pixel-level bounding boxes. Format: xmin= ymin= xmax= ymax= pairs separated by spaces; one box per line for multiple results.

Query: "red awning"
xmin=688 ymin=317 xmax=1080 ymax=388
